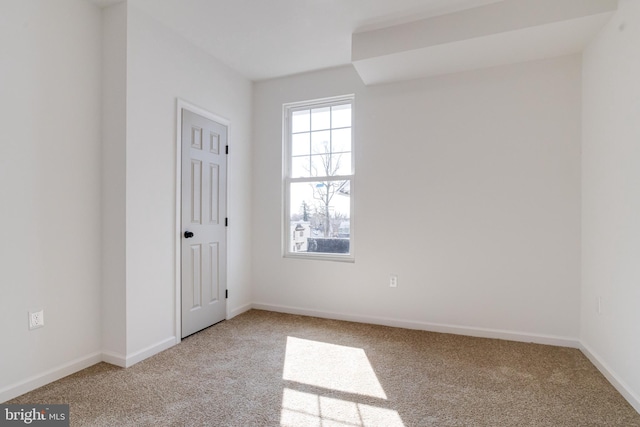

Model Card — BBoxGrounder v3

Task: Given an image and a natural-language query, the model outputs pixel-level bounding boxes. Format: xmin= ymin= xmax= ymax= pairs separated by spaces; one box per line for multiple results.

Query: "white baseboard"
xmin=228 ymin=302 xmax=252 ymax=319
xmin=101 ymin=351 xmax=127 ymax=368
xmin=0 ymin=352 xmax=102 ymax=403
xmin=123 ymin=336 xmax=176 ymax=368
xmin=251 ymin=302 xmax=580 ymax=348
xmin=580 ymin=342 xmax=640 ymax=413
xmin=1 ymin=336 xmax=180 ymax=402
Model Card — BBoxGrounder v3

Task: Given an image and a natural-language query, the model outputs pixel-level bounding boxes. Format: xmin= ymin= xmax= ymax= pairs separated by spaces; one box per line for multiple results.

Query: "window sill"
xmin=284 ymin=252 xmax=355 ymax=263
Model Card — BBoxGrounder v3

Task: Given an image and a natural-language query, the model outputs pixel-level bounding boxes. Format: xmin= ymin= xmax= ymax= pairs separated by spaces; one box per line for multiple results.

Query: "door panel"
xmin=181 ymin=109 xmax=227 ymax=338
xmin=190 ymin=159 xmax=202 ymax=224
xmin=209 ymin=163 xmax=219 ymax=224
xmin=209 ymin=242 xmax=219 ymax=304
xmin=189 ymin=244 xmax=202 ymax=309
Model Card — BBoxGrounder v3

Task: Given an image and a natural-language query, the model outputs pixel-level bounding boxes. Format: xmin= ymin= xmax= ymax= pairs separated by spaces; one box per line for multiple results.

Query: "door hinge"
xmin=225 ymin=145 xmax=229 ymax=155
xmin=225 ymin=289 xmax=228 ymax=299
xmin=225 ymin=218 xmax=228 ymax=227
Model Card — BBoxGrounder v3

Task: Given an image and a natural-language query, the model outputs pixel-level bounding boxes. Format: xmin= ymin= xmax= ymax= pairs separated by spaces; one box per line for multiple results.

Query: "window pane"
xmin=332 ymin=104 xmax=351 ymax=128
xmin=292 ymin=110 xmax=310 ymax=133
xmin=292 ymin=132 xmax=310 ymax=156
xmin=289 ymin=180 xmax=351 ymax=254
xmin=332 ymin=152 xmax=351 ymax=176
xmin=311 ymin=130 xmax=330 ymax=155
xmin=311 ymin=107 xmax=331 ymax=131
xmin=331 ymin=128 xmax=351 ymax=153
xmin=291 ymin=156 xmax=310 ymax=178
xmin=285 ymin=97 xmax=354 ymax=260
xmin=310 ymin=154 xmax=330 ymax=177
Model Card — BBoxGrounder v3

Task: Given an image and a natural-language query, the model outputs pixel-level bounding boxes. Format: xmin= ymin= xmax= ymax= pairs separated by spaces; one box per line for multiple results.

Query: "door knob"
xmin=184 ymin=231 xmax=194 ymax=238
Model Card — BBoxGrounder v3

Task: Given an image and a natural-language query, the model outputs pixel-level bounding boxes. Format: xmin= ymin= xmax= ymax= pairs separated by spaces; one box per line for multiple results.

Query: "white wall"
xmin=124 ymin=4 xmax=253 ymax=358
xmin=253 ymin=56 xmax=582 ymax=343
xmin=0 ymin=0 xmax=254 ymax=399
xmin=581 ymin=0 xmax=640 ymax=411
xmin=0 ymin=0 xmax=103 ymax=400
xmin=101 ymin=1 xmax=128 ymax=362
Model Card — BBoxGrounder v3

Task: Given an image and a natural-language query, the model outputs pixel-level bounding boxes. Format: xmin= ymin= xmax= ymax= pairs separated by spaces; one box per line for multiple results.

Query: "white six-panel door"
xmin=181 ymin=109 xmax=227 ymax=338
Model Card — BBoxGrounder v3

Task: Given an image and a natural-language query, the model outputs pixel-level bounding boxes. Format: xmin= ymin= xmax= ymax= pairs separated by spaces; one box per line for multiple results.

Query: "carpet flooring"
xmin=9 ymin=309 xmax=640 ymax=426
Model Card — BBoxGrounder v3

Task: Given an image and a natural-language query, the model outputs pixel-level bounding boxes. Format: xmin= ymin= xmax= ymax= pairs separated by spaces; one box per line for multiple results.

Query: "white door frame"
xmin=175 ymin=98 xmax=230 ymax=344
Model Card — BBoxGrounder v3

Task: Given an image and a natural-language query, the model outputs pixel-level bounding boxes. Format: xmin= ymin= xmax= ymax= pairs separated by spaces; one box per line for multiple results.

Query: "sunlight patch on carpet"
xmin=280 ymin=388 xmax=405 ymax=427
xmin=283 ymin=336 xmax=387 ymax=399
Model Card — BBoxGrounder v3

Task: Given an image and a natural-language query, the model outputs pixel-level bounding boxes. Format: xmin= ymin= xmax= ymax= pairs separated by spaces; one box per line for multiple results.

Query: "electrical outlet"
xmin=389 ymin=274 xmax=398 ymax=288
xmin=29 ymin=310 xmax=44 ymax=330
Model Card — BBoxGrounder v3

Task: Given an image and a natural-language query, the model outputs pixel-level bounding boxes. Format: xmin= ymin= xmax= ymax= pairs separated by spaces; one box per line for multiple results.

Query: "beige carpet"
xmin=9 ymin=309 xmax=640 ymax=426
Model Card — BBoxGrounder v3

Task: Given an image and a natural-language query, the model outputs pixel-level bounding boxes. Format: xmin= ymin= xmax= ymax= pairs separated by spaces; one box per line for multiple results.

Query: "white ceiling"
xmin=352 ymin=0 xmax=617 ymax=85
xmin=88 ymin=0 xmax=615 ymax=84
xmin=93 ymin=0 xmax=505 ymax=81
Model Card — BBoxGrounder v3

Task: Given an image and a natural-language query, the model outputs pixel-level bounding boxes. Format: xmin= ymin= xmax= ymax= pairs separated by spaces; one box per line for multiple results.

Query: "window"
xmin=284 ymin=95 xmax=354 ymax=261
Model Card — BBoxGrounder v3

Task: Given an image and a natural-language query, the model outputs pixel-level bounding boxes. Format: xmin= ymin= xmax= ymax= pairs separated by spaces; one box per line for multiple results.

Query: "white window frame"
xmin=283 ymin=95 xmax=355 ymax=262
